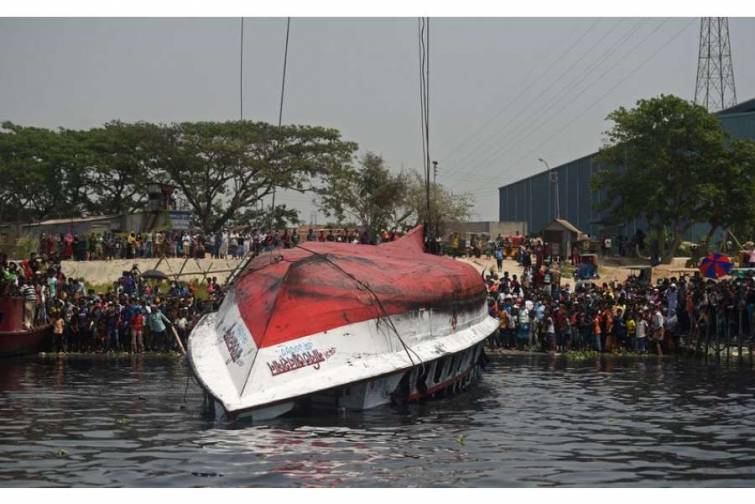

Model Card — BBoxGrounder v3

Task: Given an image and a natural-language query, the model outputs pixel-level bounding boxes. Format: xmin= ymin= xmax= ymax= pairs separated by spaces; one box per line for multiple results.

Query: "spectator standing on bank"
xmin=147 ymin=306 xmax=172 ymax=352
xmin=131 ymin=307 xmax=145 ymax=353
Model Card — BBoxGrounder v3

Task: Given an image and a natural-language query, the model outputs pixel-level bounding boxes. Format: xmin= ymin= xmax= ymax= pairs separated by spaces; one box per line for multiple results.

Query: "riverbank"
xmin=486 ymin=346 xmax=755 ymax=364
xmin=456 ymin=254 xmax=695 ymax=287
xmin=36 ymin=351 xmax=184 ymax=359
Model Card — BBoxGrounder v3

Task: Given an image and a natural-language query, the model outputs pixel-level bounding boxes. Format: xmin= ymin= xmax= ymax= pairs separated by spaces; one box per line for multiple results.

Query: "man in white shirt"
xmin=652 ymin=306 xmax=665 ymax=355
xmin=636 ymin=314 xmax=648 ymax=353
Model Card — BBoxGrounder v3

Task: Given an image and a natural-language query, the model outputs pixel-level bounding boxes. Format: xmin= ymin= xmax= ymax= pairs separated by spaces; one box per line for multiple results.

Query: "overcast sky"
xmin=1 ymin=17 xmax=753 ymax=223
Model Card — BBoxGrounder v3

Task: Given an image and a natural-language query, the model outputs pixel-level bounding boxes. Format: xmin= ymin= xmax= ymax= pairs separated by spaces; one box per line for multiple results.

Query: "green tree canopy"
xmin=591 ymin=94 xmax=752 ymax=263
xmin=0 ymin=122 xmax=90 ymax=222
xmin=0 ymin=120 xmax=356 ymax=234
xmin=317 ymin=152 xmax=408 ymax=239
xmin=82 ymin=121 xmax=156 ymax=215
xmin=148 ymin=121 xmax=356 ymax=234
xmin=715 ymin=140 xmax=755 ymax=245
xmin=400 ymin=171 xmax=473 ymax=237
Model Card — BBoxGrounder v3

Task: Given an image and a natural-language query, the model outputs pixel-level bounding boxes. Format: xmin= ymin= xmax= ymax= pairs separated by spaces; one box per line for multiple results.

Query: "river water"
xmin=1 ymin=353 xmax=754 ymax=487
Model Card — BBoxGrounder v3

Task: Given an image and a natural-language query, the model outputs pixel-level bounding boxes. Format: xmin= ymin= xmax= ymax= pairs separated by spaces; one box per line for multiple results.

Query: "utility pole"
xmin=432 ymin=160 xmax=438 ymax=247
xmin=539 ymin=158 xmax=559 ymax=220
xmin=694 ymin=17 xmax=737 ymax=111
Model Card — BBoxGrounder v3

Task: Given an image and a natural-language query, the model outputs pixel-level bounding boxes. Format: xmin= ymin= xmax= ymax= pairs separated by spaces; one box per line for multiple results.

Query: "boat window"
xmin=447 ymin=356 xmax=457 ymax=378
xmin=433 ymin=357 xmax=446 ymax=383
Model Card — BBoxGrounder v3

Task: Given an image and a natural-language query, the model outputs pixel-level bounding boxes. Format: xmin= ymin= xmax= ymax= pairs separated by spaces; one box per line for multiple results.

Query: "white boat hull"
xmin=189 ymin=300 xmax=498 ymax=420
xmin=197 ymin=336 xmax=491 ymax=422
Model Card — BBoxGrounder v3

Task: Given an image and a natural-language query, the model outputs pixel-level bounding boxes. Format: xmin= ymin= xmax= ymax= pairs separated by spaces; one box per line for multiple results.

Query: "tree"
xmin=695 ymin=139 xmax=755 ymax=248
xmin=148 ymin=121 xmax=356 ymax=234
xmin=231 ymin=203 xmax=301 ymax=231
xmin=400 ymin=171 xmax=473 ymax=236
xmin=592 ymin=95 xmax=730 ymax=263
xmin=318 ymin=152 xmax=407 ymax=239
xmin=81 ymin=121 xmax=156 ymax=215
xmin=0 ymin=122 xmax=91 ymax=222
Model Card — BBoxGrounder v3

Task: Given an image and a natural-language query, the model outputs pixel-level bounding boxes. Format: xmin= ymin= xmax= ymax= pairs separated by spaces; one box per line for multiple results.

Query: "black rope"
xmin=182 ymin=372 xmax=191 ymax=404
xmin=240 ymin=17 xmax=244 ymax=121
xmin=269 ymin=17 xmax=292 ymax=234
xmin=295 ymin=244 xmax=425 ymax=371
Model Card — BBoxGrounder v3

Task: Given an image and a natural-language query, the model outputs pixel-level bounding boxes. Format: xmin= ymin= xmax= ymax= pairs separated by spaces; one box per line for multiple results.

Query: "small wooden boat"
xmin=0 ymin=297 xmax=51 ymax=357
xmin=188 ymin=225 xmax=498 ymax=421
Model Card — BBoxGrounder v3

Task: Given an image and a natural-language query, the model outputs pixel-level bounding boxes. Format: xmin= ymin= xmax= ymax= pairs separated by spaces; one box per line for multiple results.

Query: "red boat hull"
xmin=0 ymin=324 xmax=51 ymax=357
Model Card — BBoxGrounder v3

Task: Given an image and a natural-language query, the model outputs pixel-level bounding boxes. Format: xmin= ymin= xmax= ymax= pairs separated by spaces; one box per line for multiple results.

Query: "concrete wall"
xmin=61 ymin=257 xmax=243 ymax=287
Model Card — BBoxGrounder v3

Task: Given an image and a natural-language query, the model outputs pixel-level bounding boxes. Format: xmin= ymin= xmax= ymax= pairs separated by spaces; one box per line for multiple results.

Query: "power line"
xmin=467 ymin=18 xmax=697 ymax=198
xmin=439 ymin=18 xmax=625 ymax=180
xmin=269 ymin=17 xmax=292 ymax=232
xmin=448 ymin=18 xmax=665 ymax=185
xmin=418 ymin=17 xmax=432 ymax=245
xmin=437 ymin=18 xmax=603 ymax=166
xmin=444 ymin=18 xmax=650 ymax=184
xmin=240 ymin=18 xmax=244 ymax=120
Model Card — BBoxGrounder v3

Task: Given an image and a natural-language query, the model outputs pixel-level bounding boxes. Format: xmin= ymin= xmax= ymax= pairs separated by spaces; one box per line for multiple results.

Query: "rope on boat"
xmin=295 ymin=244 xmax=425 ymax=372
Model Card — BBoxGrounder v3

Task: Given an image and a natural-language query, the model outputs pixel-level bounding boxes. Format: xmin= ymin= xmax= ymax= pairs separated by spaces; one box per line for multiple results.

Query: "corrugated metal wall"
xmin=499 ymin=109 xmax=755 ymax=239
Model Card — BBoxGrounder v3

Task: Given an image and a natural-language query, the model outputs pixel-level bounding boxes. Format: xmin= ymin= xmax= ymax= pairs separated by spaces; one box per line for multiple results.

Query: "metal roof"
xmin=543 ymin=218 xmax=582 ymax=235
xmin=718 ymin=97 xmax=755 ymax=115
xmin=497 ymin=96 xmax=755 ymax=191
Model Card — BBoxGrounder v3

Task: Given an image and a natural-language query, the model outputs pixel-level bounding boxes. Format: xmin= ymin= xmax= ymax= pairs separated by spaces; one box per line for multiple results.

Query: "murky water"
xmin=1 ymin=353 xmax=754 ymax=487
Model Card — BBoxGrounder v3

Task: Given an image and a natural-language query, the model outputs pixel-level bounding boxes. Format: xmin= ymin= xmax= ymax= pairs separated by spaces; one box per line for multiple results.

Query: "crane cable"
xmin=418 ymin=17 xmax=432 ymax=251
xmin=268 ymin=17 xmax=292 ymax=235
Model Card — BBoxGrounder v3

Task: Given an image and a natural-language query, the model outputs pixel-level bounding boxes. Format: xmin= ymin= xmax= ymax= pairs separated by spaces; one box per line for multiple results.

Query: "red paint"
xmin=0 ymin=297 xmax=24 ymax=333
xmin=0 ymin=297 xmax=51 ymax=356
xmin=234 ymin=226 xmax=486 ymax=348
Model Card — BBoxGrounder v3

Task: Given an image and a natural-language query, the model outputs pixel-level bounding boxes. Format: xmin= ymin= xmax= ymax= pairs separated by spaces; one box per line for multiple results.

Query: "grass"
xmin=489 ymin=347 xmax=662 ymax=361
xmin=38 ymin=351 xmax=184 ymax=359
xmin=80 ymin=279 xmax=211 ymax=301
xmin=562 ymin=350 xmax=601 ymax=361
xmin=558 ymin=263 xmax=576 ymax=277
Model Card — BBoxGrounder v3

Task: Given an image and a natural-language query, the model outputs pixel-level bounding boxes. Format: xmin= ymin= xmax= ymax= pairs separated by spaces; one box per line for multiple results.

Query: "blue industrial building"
xmin=498 ymin=97 xmax=755 ymax=240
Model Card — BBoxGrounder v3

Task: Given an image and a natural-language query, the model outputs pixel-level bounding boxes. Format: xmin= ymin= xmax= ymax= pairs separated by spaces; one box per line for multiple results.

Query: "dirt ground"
xmin=60 ymin=257 xmax=242 ymax=287
xmin=456 ymin=254 xmax=696 ymax=288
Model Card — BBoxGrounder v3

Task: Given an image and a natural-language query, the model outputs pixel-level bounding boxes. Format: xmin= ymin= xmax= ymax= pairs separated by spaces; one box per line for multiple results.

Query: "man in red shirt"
xmin=131 ymin=308 xmax=145 ymax=353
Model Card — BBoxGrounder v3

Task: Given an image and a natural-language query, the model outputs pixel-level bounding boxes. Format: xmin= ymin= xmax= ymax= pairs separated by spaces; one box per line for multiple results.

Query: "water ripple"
xmin=0 ymin=354 xmax=754 ymax=486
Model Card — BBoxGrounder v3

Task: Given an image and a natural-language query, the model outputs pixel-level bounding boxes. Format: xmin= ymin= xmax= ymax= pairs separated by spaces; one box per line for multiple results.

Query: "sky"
xmin=0 ymin=17 xmax=753 ymax=223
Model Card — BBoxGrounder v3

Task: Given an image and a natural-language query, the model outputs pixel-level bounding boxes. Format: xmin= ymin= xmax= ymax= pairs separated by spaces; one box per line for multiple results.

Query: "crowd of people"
xmin=36 ymin=227 xmax=407 ymax=262
xmin=1 ymin=252 xmax=223 ymax=354
xmin=2 ymin=225 xmax=408 ymax=354
xmin=7 ymin=223 xmax=755 ymax=358
xmin=37 ymin=229 xmax=309 ymax=262
xmin=484 ymin=255 xmax=755 ymax=356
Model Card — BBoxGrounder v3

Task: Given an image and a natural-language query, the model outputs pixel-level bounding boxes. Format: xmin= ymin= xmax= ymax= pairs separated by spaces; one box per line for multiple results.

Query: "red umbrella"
xmin=699 ymin=252 xmax=733 ymax=279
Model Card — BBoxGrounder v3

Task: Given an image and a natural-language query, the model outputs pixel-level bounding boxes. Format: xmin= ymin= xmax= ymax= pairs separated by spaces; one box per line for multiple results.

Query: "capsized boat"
xmin=188 ymin=226 xmax=498 ymax=421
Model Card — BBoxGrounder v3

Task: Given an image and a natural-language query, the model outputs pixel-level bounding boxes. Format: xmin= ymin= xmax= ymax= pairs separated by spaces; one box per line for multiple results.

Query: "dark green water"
xmin=1 ymin=353 xmax=754 ymax=487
